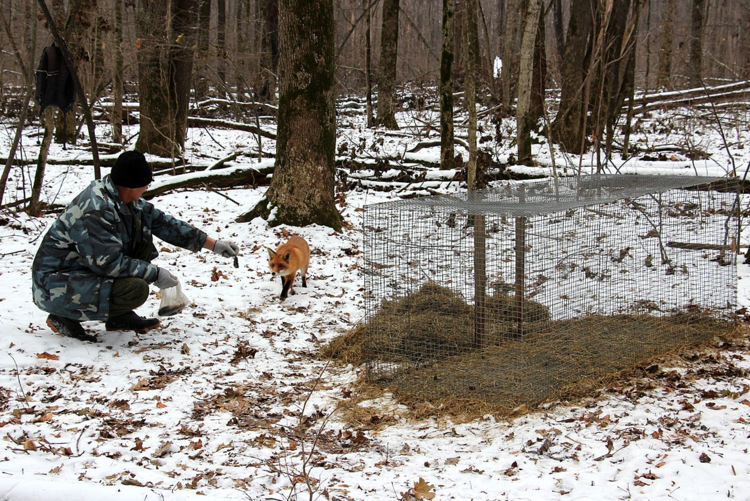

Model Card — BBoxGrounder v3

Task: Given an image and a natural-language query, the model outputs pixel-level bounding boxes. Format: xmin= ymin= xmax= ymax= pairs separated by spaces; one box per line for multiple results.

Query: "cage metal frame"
xmin=362 ymin=175 xmax=738 ymax=407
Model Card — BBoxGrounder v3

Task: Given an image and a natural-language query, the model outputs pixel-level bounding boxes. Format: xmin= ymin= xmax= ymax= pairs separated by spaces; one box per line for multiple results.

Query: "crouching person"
xmin=32 ymin=150 xmax=239 ymax=342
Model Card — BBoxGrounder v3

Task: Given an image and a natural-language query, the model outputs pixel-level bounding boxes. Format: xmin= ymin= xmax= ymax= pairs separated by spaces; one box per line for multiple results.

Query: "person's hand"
xmin=155 ymin=267 xmax=179 ymax=289
xmin=213 ymin=240 xmax=239 ymax=258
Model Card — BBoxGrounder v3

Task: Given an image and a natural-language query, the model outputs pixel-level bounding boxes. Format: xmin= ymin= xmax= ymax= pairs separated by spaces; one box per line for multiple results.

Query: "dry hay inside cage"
xmin=323 ymin=283 xmax=552 ymax=364
xmin=323 ymin=284 xmax=736 ymax=413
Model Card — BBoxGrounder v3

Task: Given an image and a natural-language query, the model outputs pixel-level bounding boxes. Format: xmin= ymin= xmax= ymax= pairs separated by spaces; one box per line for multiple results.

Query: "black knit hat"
xmin=111 ymin=150 xmax=153 ymax=188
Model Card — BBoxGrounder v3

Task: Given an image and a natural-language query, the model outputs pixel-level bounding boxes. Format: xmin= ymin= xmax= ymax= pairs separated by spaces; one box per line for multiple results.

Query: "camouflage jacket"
xmin=32 ymin=175 xmax=207 ymax=321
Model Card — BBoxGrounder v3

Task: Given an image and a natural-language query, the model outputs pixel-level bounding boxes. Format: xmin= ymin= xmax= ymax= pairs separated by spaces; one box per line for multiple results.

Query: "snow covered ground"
xmin=1 ymin=102 xmax=749 ymax=500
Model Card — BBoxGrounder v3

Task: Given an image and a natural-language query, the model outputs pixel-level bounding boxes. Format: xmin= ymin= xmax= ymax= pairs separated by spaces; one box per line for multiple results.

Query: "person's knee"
xmin=124 ymin=279 xmax=149 ymax=304
xmin=111 ymin=278 xmax=150 ymax=311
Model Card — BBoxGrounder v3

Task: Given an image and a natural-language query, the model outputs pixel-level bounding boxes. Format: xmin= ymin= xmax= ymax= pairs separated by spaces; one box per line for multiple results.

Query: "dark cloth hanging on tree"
xmin=35 ymin=43 xmax=75 ymax=113
xmin=35 ymin=43 xmax=76 ymax=148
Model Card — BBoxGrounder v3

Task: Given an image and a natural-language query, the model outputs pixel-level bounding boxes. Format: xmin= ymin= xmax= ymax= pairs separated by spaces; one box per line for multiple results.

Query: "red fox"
xmin=267 ymin=235 xmax=310 ymax=300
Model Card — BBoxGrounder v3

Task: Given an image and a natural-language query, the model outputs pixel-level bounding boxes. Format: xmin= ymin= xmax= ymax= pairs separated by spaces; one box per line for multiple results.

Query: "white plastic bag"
xmin=158 ymin=280 xmax=190 ymax=317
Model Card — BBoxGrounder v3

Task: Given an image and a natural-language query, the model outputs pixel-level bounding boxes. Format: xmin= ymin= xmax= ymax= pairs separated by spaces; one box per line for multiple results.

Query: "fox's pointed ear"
xmin=283 ymin=251 xmax=292 ymax=262
xmin=267 ymin=247 xmax=276 ymax=259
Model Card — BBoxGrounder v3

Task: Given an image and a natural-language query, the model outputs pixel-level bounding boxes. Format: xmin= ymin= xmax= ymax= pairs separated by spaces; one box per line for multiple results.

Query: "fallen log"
xmin=187 ymin=116 xmax=277 ymax=140
xmin=627 ymin=81 xmax=750 ymax=115
xmin=144 ymin=162 xmax=276 ymax=198
xmin=667 ymin=241 xmax=739 ymax=251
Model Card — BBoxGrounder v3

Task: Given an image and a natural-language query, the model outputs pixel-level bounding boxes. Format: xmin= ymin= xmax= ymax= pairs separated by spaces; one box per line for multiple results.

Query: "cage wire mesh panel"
xmin=362 ymin=175 xmax=738 ymax=409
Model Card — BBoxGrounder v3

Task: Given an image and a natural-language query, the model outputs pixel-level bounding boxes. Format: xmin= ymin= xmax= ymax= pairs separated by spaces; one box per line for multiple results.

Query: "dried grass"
xmin=323 ymin=285 xmax=738 ymax=419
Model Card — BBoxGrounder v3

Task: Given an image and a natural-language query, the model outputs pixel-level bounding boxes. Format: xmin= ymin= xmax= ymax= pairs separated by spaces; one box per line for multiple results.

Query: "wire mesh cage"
xmin=362 ymin=175 xmax=738 ymax=409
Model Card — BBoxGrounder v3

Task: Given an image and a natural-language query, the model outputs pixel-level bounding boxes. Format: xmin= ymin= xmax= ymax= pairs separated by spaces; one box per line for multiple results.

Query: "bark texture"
xmin=239 ymin=0 xmax=342 ymax=231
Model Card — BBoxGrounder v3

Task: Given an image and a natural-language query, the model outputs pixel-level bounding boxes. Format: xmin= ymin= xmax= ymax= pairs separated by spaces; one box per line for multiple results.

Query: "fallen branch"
xmin=202 ymin=182 xmax=241 ymax=205
xmin=187 ymin=116 xmax=276 ymax=140
xmin=666 ymin=241 xmax=739 ymax=251
xmin=145 ymin=162 xmax=275 ymax=198
xmin=205 ymin=152 xmax=239 ymax=172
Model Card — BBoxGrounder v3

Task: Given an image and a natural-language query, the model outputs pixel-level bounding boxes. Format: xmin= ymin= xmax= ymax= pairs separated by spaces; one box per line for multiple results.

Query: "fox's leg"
xmin=301 ymin=268 xmax=307 ymax=288
xmin=280 ymin=277 xmax=292 ymax=300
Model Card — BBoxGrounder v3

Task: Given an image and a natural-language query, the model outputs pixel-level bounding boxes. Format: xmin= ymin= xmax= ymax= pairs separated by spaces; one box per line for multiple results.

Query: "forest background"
xmin=1 ymin=2 xmax=750 ymax=499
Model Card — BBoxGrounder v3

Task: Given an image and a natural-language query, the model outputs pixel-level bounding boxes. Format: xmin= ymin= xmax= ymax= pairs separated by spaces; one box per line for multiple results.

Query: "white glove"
xmin=155 ymin=267 xmax=179 ymax=289
xmin=213 ymin=240 xmax=239 ymax=258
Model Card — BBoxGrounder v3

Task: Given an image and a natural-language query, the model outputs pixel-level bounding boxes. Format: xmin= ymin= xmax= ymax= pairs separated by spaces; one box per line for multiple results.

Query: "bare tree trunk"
xmin=194 ymin=0 xmax=211 ymax=100
xmin=376 ymin=0 xmax=400 ymax=129
xmin=529 ymin=3 xmax=546 ymax=124
xmin=257 ymin=0 xmax=279 ymax=103
xmin=657 ymin=0 xmax=675 ymax=89
xmin=29 ymin=109 xmax=56 ymax=216
xmin=516 ymin=0 xmax=542 ymax=164
xmin=239 ymin=0 xmax=342 ymax=231
xmin=604 ymin=0 xmax=642 ymax=160
xmin=135 ymin=0 xmax=173 ymax=156
xmin=63 ymin=0 xmax=101 ymax=148
xmin=171 ymin=0 xmax=198 ymax=150
xmin=112 ymin=0 xmax=124 ymax=144
xmin=439 ymin=0 xmax=455 ymax=170
xmin=217 ymin=0 xmax=227 ymax=90
xmin=688 ymin=0 xmax=706 ymax=87
xmin=465 ymin=0 xmax=478 ymax=187
xmin=477 ymin=2 xmax=495 ymax=96
xmin=499 ymin=0 xmax=526 ymax=114
xmin=551 ymin=0 xmax=565 ymax=64
xmin=235 ymin=0 xmax=248 ymax=99
xmin=551 ymin=0 xmax=595 ymax=153
xmin=0 ymin=6 xmax=36 ymax=206
xmin=596 ymin=0 xmax=632 ymax=159
xmin=364 ymin=0 xmax=374 ymax=127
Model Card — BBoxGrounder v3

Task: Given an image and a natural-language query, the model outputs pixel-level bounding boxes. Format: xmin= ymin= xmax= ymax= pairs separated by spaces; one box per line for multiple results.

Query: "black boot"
xmin=105 ymin=311 xmax=161 ymax=334
xmin=47 ymin=314 xmax=97 ymax=342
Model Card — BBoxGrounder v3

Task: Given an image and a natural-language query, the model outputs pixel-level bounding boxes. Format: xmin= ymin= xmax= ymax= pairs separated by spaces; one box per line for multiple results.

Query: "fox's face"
xmin=267 ymin=249 xmax=292 ymax=277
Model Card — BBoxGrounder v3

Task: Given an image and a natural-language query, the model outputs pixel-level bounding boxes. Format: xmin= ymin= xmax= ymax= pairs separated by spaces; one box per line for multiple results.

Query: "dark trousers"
xmin=108 ymin=241 xmax=154 ymax=319
xmin=109 ymin=278 xmax=149 ymax=318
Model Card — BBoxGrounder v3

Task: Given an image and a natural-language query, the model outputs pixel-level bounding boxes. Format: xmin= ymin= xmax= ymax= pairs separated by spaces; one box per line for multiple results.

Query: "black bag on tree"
xmin=35 ymin=43 xmax=75 ymax=147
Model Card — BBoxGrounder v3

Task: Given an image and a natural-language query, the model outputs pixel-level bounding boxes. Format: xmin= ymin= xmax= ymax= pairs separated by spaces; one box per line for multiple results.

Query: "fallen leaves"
xmin=230 ymin=340 xmax=258 ymax=365
xmin=152 ymin=441 xmax=173 ymax=458
xmin=35 ymin=352 xmax=59 ymax=361
xmin=211 ymin=267 xmax=227 ymax=281
xmin=401 ymin=477 xmax=435 ymax=501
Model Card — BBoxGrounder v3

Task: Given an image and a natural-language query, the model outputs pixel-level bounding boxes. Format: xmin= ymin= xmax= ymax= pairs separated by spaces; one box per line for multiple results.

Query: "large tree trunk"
xmin=235 ymin=0 xmax=248 ymax=100
xmin=499 ymin=0 xmax=526 ymax=114
xmin=239 ymin=0 xmax=342 ymax=231
xmin=170 ymin=0 xmax=198 ymax=150
xmin=136 ymin=0 xmax=198 ymax=157
xmin=465 ymin=0 xmax=479 ymax=187
xmin=516 ymin=0 xmax=542 ymax=164
xmin=551 ymin=0 xmax=565 ymax=64
xmin=257 ymin=0 xmax=279 ymax=103
xmin=112 ymin=0 xmax=124 ymax=144
xmin=439 ymin=0 xmax=455 ymax=170
xmin=529 ymin=3 xmax=546 ymax=125
xmin=217 ymin=0 xmax=227 ymax=90
xmin=603 ymin=0 xmax=641 ymax=159
xmin=193 ymin=0 xmax=211 ymax=100
xmin=551 ymin=0 xmax=595 ymax=153
xmin=364 ymin=0 xmax=374 ymax=127
xmin=594 ymin=0 xmax=630 ymax=159
xmin=688 ymin=0 xmax=706 ymax=87
xmin=376 ymin=0 xmax=400 ymax=129
xmin=656 ymin=0 xmax=675 ymax=89
xmin=135 ymin=0 xmax=173 ymax=156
